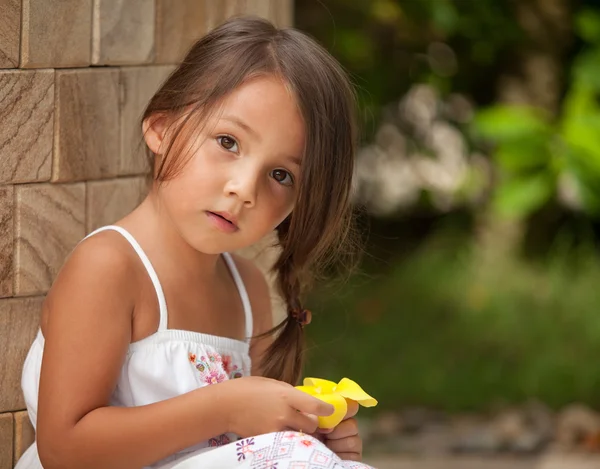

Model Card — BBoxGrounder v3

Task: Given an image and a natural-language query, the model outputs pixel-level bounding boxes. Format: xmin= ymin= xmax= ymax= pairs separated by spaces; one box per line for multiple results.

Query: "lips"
xmin=212 ymin=211 xmax=237 ymax=226
xmin=206 ymin=211 xmax=239 ymax=233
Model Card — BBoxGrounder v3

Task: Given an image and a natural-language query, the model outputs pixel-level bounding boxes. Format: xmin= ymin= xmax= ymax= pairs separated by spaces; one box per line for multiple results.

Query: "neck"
xmin=122 ymin=191 xmax=221 ymax=279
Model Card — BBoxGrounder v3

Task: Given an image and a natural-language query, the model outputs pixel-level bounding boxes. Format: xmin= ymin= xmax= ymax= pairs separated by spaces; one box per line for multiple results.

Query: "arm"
xmin=37 ymin=234 xmax=231 ymax=469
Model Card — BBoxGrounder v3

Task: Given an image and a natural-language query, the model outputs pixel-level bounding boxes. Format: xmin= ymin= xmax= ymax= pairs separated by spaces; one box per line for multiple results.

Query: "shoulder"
xmin=45 ymin=230 xmax=139 ymax=313
xmin=228 ymin=253 xmax=274 ymax=335
xmin=65 ymin=230 xmax=139 ymax=280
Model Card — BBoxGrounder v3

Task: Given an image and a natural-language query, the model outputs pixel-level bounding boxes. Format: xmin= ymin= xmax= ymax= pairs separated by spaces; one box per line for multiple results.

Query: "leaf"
xmin=473 ymin=106 xmax=550 ymax=143
xmin=561 ymin=82 xmax=599 ymax=120
xmin=561 ymin=87 xmax=600 ymax=173
xmin=337 ymin=30 xmax=375 ymax=68
xmin=493 ymin=174 xmax=554 ymax=219
xmin=575 ymin=9 xmax=600 ymax=44
xmin=430 ymin=0 xmax=459 ymax=35
xmin=494 ymin=136 xmax=551 ymax=173
xmin=571 ymin=50 xmax=600 ymax=90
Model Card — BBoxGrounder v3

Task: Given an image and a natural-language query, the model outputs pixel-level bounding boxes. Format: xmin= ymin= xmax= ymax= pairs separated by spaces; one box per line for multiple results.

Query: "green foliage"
xmin=296 ymin=0 xmax=520 ymax=137
xmin=474 ymin=107 xmax=551 ymax=143
xmin=493 ymin=175 xmax=554 ymax=219
xmin=576 ymin=8 xmax=600 ymax=44
xmin=471 ymin=7 xmax=600 ymax=219
xmin=297 ymin=1 xmax=600 ymax=414
xmin=305 ymin=237 xmax=600 ymax=412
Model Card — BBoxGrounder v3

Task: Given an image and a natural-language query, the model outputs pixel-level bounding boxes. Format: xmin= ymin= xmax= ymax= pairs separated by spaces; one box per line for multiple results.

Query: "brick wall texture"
xmin=0 ymin=0 xmax=292 ymax=465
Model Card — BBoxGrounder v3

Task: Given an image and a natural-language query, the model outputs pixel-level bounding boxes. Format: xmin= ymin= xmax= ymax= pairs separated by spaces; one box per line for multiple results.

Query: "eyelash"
xmin=271 ymin=169 xmax=294 ymax=187
xmin=216 ymin=135 xmax=239 ymax=153
xmin=216 ymin=135 xmax=295 ymax=188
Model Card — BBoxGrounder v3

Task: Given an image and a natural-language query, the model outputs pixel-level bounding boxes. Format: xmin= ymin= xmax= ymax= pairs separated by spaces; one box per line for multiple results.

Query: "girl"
xmin=17 ymin=16 xmax=374 ymax=469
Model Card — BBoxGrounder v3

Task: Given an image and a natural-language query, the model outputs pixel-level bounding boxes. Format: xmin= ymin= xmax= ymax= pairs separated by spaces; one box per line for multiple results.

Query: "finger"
xmin=343 ymin=399 xmax=359 ymax=420
xmin=334 ymin=452 xmax=362 ymax=462
xmin=317 ymin=427 xmax=334 ymax=434
xmin=290 ymin=411 xmax=319 ymax=434
xmin=307 ymin=432 xmax=326 ymax=443
xmin=324 ymin=418 xmax=359 ymax=440
xmin=325 ymin=435 xmax=362 ymax=455
xmin=289 ymin=389 xmax=335 ymax=417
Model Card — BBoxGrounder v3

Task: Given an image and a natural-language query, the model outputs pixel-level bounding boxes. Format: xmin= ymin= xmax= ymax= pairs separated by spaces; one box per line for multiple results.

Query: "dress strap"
xmin=222 ymin=252 xmax=254 ymax=341
xmin=84 ymin=225 xmax=169 ymax=332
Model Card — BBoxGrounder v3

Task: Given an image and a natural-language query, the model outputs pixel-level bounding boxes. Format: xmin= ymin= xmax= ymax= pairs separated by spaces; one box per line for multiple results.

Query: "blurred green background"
xmin=297 ymin=0 xmax=600 ymax=413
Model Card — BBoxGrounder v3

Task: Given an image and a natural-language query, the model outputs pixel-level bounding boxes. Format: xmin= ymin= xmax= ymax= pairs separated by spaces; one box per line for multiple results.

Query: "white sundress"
xmin=16 ymin=225 xmax=376 ymax=469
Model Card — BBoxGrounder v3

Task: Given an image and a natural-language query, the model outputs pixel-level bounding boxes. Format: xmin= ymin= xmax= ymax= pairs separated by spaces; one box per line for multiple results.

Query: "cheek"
xmin=268 ymin=184 xmax=295 ymax=213
xmin=267 ymin=197 xmax=295 ymax=228
xmin=180 ymin=149 xmax=222 ymax=189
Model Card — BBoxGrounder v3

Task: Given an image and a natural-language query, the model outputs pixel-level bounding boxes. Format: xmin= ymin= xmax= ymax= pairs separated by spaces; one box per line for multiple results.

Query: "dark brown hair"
xmin=142 ymin=16 xmax=358 ymax=385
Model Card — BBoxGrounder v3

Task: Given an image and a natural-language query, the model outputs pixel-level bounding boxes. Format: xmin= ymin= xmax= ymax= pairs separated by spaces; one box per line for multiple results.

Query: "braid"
xmin=259 ymin=222 xmax=307 ymax=385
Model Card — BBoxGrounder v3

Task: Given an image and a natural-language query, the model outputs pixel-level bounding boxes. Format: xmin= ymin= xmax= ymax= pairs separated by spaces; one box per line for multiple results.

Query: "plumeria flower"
xmin=296 ymin=377 xmax=377 ymax=428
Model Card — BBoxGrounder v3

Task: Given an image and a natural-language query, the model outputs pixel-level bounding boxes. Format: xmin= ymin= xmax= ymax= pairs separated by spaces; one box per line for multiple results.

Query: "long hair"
xmin=142 ymin=16 xmax=358 ymax=385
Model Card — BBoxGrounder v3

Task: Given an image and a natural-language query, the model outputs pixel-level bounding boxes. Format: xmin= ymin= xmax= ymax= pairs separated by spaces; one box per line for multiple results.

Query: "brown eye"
xmin=217 ymin=136 xmax=238 ymax=152
xmin=271 ymin=169 xmax=293 ymax=186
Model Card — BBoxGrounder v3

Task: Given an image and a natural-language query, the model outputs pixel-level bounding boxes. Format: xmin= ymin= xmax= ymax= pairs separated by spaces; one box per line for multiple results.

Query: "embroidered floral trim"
xmin=189 ymin=352 xmax=226 ymax=384
xmin=189 ymin=352 xmax=243 ymax=384
xmin=208 ymin=433 xmax=231 ymax=447
xmin=236 ymin=437 xmax=255 ymax=460
xmin=223 ymin=354 xmax=243 ymax=379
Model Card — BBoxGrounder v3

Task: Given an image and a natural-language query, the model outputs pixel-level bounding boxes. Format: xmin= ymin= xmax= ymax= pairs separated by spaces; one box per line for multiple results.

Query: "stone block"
xmin=120 ymin=66 xmax=174 ymax=175
xmin=225 ymin=0 xmax=247 ymax=17
xmin=0 ymin=0 xmax=21 ymax=68
xmin=270 ymin=0 xmax=293 ymax=28
xmin=86 ymin=177 xmax=148 ymax=232
xmin=15 ymin=184 xmax=85 ymax=295
xmin=0 ymin=413 xmax=13 ymax=469
xmin=206 ymin=0 xmax=228 ymax=30
xmin=0 ymin=297 xmax=43 ymax=413
xmin=21 ymin=0 xmax=92 ymax=68
xmin=92 ymin=0 xmax=155 ymax=65
xmin=244 ymin=0 xmax=271 ymax=20
xmin=155 ymin=0 xmax=207 ymax=63
xmin=0 ymin=70 xmax=53 ymax=184
xmin=13 ymin=411 xmax=35 ymax=464
xmin=204 ymin=0 xmax=291 ymax=34
xmin=53 ymin=69 xmax=120 ymax=182
xmin=0 ymin=186 xmax=13 ymax=298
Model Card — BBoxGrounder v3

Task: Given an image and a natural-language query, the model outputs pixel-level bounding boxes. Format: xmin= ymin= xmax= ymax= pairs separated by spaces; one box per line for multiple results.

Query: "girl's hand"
xmin=223 ymin=376 xmax=335 ymax=438
xmin=318 ymin=400 xmax=362 ymax=461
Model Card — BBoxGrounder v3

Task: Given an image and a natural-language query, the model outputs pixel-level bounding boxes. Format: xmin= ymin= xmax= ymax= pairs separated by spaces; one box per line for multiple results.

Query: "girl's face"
xmin=150 ymin=75 xmax=306 ymax=254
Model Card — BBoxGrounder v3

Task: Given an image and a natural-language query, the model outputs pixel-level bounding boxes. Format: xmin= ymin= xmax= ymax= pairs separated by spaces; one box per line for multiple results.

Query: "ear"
xmin=142 ymin=114 xmax=171 ymax=155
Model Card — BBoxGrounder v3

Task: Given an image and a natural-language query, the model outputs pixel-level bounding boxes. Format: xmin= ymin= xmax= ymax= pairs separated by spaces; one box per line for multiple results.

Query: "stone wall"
xmin=0 ymin=1 xmax=292 ymax=466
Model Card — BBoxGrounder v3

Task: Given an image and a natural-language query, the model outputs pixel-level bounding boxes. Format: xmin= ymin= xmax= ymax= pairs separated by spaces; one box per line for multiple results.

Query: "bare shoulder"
xmin=229 ymin=253 xmax=274 ymax=335
xmin=37 ymin=230 xmax=144 ymax=442
xmin=44 ymin=230 xmax=139 ymax=321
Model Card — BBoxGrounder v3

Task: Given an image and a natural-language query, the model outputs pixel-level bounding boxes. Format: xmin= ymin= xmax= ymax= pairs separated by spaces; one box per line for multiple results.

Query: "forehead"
xmin=217 ymin=75 xmax=306 ymax=156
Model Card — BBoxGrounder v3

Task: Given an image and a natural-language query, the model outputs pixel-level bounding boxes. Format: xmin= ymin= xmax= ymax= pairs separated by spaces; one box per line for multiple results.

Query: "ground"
xmin=365 ymin=454 xmax=600 ymax=469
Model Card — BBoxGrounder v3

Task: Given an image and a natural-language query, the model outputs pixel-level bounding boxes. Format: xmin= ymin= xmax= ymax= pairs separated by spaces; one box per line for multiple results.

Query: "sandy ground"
xmin=363 ymin=454 xmax=600 ymax=469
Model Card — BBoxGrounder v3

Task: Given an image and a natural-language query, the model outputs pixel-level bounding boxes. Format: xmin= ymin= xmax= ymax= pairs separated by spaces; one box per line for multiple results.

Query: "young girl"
xmin=16 ymin=16 xmax=374 ymax=469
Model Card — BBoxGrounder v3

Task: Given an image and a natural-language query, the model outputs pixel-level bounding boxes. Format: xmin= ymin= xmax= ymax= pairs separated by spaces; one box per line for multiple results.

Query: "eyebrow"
xmin=287 ymin=155 xmax=302 ymax=167
xmin=221 ymin=115 xmax=259 ymax=139
xmin=221 ymin=114 xmax=302 ymax=167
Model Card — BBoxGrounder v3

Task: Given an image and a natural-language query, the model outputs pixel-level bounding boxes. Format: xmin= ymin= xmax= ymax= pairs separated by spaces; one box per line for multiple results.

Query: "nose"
xmin=224 ymin=167 xmax=258 ymax=208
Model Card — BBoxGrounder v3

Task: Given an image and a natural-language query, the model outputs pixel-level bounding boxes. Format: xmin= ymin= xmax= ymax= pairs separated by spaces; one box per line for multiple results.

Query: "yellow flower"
xmin=295 ymin=377 xmax=378 ymax=429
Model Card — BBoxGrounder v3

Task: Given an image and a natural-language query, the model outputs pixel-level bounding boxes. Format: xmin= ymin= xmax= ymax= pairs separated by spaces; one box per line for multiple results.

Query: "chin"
xmin=190 ymin=237 xmax=243 ymax=255
xmin=192 ymin=242 xmax=229 ymax=255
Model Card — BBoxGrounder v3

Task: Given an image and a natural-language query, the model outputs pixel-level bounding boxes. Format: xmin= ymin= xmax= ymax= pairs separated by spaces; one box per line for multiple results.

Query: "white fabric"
xmin=16 ymin=226 xmax=253 ymax=469
xmin=168 ymin=432 xmax=376 ymax=469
